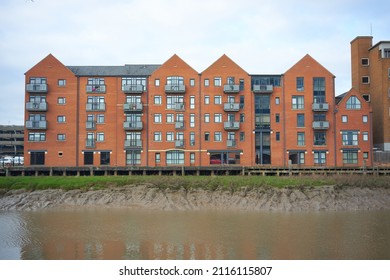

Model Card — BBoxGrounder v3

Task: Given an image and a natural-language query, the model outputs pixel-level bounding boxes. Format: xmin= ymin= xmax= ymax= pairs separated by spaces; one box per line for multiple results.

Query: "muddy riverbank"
xmin=1 ymin=185 xmax=390 ymax=211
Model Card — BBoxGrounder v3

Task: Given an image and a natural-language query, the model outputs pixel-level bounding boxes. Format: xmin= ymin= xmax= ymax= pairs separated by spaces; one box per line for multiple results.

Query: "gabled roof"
xmin=202 ymin=54 xmax=249 ymax=74
xmin=67 ymin=64 xmax=161 ymax=77
xmin=284 ymin=54 xmax=335 ymax=77
xmin=25 ymin=54 xmax=75 ymax=76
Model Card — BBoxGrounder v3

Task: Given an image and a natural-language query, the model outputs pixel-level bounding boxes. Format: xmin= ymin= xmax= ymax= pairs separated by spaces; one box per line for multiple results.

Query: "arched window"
xmin=346 ymin=96 xmax=361 ymax=109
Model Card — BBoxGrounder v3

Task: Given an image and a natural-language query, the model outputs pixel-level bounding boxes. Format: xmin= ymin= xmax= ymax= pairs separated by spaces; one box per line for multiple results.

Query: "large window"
xmin=166 ymin=96 xmax=184 ymax=109
xmin=314 ymin=151 xmax=326 ymax=165
xmin=126 ymin=150 xmax=141 ymax=165
xmin=314 ymin=132 xmax=326 ymax=146
xmin=166 ymin=150 xmax=185 ymax=165
xmin=342 ymin=131 xmax=359 ymax=146
xmin=313 ymin=77 xmax=325 ymax=103
xmin=122 ymin=77 xmax=146 ymax=90
xmin=346 ymin=96 xmax=361 ymax=109
xmin=30 ymin=151 xmax=45 ymax=165
xmin=343 ymin=150 xmax=358 ymax=164
xmin=100 ymin=151 xmax=110 ymax=165
xmin=167 ymin=76 xmax=184 ymax=85
xmin=292 ymin=96 xmax=304 ymax=109
xmin=297 ymin=132 xmax=305 ymax=146
xmin=28 ymin=132 xmax=46 ymax=142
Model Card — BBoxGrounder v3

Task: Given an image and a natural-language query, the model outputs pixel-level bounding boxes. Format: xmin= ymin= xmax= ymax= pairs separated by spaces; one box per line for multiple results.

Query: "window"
xmin=57 ymin=134 xmax=66 ymax=141
xmin=96 ymin=132 xmax=104 ymax=142
xmin=362 ymin=94 xmax=370 ymax=102
xmin=346 ymin=96 xmax=361 ymax=109
xmin=313 ymin=77 xmax=325 ymax=103
xmin=126 ymin=150 xmax=141 ymax=165
xmin=166 ymin=113 xmax=174 ymax=123
xmin=214 ymin=132 xmax=222 ymax=142
xmin=100 ymin=151 xmax=110 ymax=165
xmin=205 ymin=132 xmax=210 ymax=141
xmin=204 ymin=114 xmax=210 ymax=123
xmin=276 ymin=132 xmax=280 ymax=141
xmin=57 ymin=97 xmax=66 ymax=104
xmin=214 ymin=77 xmax=221 ymax=87
xmin=190 ymin=79 xmax=195 ymax=87
xmin=227 ymin=77 xmax=235 ymax=85
xmin=190 ymin=114 xmax=195 ymax=128
xmin=384 ymin=49 xmax=390 ymax=58
xmin=28 ymin=132 xmax=46 ymax=142
xmin=166 ymin=132 xmax=174 ymax=142
xmin=190 ymin=96 xmax=195 ymax=109
xmin=29 ymin=77 xmax=47 ymax=84
xmin=362 ymin=76 xmax=370 ymax=84
xmin=239 ymin=79 xmax=244 ymax=90
xmin=361 ymin=58 xmax=369 ymax=66
xmin=362 ymin=115 xmax=368 ymax=123
xmin=190 ymin=132 xmax=195 ymax=146
xmin=275 ymin=114 xmax=280 ymax=123
xmin=166 ymin=96 xmax=184 ymax=109
xmin=97 ymin=114 xmax=105 ymax=124
xmin=84 ymin=152 xmax=93 ymax=165
xmin=204 ymin=79 xmax=210 ymax=87
xmin=296 ymin=77 xmax=304 ymax=91
xmin=314 ymin=132 xmax=326 ymax=146
xmin=240 ymin=113 xmax=245 ymax=123
xmin=214 ymin=96 xmax=222 ymax=104
xmin=190 ymin=153 xmax=195 ymax=164
xmin=363 ymin=152 xmax=369 ymax=159
xmin=343 ymin=150 xmax=358 ymax=164
xmin=122 ymin=77 xmax=147 ymax=91
xmin=167 ymin=76 xmax=184 ymax=85
xmin=342 ymin=115 xmax=348 ymax=123
xmin=240 ymin=95 xmax=245 ymax=109
xmin=57 ymin=116 xmax=66 ymax=123
xmin=155 ymin=153 xmax=161 ymax=164
xmin=154 ymin=96 xmax=162 ymax=105
xmin=214 ymin=113 xmax=222 ymax=123
xmin=166 ymin=150 xmax=184 ymax=165
xmin=154 ymin=132 xmax=162 ymax=142
xmin=292 ymin=96 xmax=304 ymax=109
xmin=297 ymin=132 xmax=305 ymax=146
xmin=297 ymin=114 xmax=305 ymax=127
xmin=342 ymin=131 xmax=359 ymax=146
xmin=314 ymin=151 xmax=326 ymax=165
xmin=275 ymin=97 xmax=280 ymax=105
xmin=155 ymin=79 xmax=160 ymax=86
xmin=363 ymin=132 xmax=369 ymax=141
xmin=204 ymin=95 xmax=210 ymax=105
xmin=58 ymin=79 xmax=66 ymax=87
xmin=154 ymin=114 xmax=162 ymax=123
xmin=240 ymin=132 xmax=245 ymax=141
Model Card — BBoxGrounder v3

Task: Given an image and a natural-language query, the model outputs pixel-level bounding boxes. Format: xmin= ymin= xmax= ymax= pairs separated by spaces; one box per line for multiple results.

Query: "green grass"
xmin=0 ymin=175 xmax=388 ymax=192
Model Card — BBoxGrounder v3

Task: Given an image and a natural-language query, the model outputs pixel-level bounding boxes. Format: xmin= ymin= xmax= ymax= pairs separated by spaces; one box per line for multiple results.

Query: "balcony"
xmin=253 ymin=84 xmax=273 ymax=93
xmin=86 ymin=139 xmax=96 ymax=148
xmin=123 ymin=102 xmax=143 ymax=112
xmin=26 ymin=102 xmax=47 ymax=112
xmin=175 ymin=140 xmax=185 ymax=148
xmin=124 ymin=139 xmax=142 ymax=148
xmin=312 ymin=121 xmax=330 ymax=130
xmin=86 ymin=85 xmax=106 ymax=93
xmin=165 ymin=85 xmax=186 ymax=93
xmin=173 ymin=102 xmax=185 ymax=111
xmin=26 ymin=84 xmax=48 ymax=93
xmin=223 ymin=84 xmax=240 ymax=93
xmin=123 ymin=84 xmax=144 ymax=94
xmin=223 ymin=103 xmax=240 ymax=112
xmin=312 ymin=103 xmax=329 ymax=112
xmin=123 ymin=121 xmax=143 ymax=131
xmin=86 ymin=121 xmax=96 ymax=130
xmin=227 ymin=139 xmax=237 ymax=148
xmin=175 ymin=121 xmax=185 ymax=129
xmin=86 ymin=103 xmax=106 ymax=111
xmin=224 ymin=121 xmax=240 ymax=130
xmin=26 ymin=120 xmax=47 ymax=130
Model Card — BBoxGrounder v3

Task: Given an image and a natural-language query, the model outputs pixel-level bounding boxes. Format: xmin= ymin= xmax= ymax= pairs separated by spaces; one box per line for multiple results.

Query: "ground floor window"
xmin=209 ymin=151 xmax=241 ymax=165
xmin=84 ymin=151 xmax=93 ymax=165
xmin=126 ymin=150 xmax=141 ymax=165
xmin=288 ymin=151 xmax=305 ymax=165
xmin=343 ymin=150 xmax=358 ymax=164
xmin=166 ymin=150 xmax=184 ymax=165
xmin=100 ymin=151 xmax=110 ymax=165
xmin=314 ymin=151 xmax=326 ymax=165
xmin=30 ymin=151 xmax=45 ymax=165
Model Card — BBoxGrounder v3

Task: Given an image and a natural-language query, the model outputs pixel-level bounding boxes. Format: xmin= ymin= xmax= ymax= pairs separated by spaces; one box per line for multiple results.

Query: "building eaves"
xmin=67 ymin=64 xmax=161 ymax=76
xmin=369 ymin=40 xmax=390 ymax=51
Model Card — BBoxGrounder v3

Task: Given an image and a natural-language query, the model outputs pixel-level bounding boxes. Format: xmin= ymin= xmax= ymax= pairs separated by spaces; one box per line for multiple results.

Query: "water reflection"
xmin=0 ymin=208 xmax=389 ymax=260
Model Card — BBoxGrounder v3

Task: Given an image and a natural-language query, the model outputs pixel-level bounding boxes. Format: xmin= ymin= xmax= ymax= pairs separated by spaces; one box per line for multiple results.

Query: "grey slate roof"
xmin=67 ymin=64 xmax=161 ymax=76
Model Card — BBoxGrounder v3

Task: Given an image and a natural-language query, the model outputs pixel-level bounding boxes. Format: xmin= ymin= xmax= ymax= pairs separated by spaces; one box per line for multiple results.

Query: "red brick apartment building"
xmin=24 ymin=52 xmax=373 ymax=168
xmin=351 ymin=36 xmax=390 ymax=152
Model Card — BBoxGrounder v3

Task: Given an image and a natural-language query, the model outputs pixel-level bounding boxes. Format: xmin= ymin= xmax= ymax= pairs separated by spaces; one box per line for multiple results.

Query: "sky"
xmin=0 ymin=0 xmax=388 ymax=125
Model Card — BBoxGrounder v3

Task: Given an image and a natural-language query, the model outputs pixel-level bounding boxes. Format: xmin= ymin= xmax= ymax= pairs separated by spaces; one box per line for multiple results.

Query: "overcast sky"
xmin=0 ymin=0 xmax=388 ymax=125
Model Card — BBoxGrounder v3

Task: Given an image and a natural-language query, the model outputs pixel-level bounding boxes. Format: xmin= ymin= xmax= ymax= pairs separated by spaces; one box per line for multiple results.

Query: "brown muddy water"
xmin=0 ymin=208 xmax=389 ymax=260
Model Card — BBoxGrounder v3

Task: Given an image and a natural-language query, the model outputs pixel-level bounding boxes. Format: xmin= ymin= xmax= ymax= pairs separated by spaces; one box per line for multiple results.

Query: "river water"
xmin=0 ymin=208 xmax=389 ymax=260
